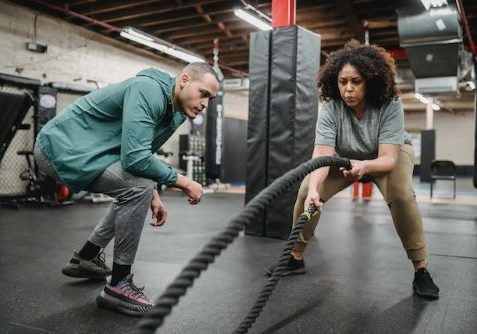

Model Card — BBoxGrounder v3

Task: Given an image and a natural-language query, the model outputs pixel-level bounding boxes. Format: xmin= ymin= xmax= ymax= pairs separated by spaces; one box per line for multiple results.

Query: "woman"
xmin=269 ymin=40 xmax=439 ymax=299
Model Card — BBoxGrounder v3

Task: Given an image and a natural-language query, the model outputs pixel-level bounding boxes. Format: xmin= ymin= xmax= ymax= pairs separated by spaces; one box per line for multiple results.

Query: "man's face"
xmin=178 ymin=72 xmax=219 ymax=119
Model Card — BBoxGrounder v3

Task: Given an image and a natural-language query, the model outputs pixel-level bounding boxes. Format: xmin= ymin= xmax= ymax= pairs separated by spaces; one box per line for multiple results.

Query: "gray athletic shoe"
xmin=62 ymin=251 xmax=111 ymax=279
xmin=96 ymin=274 xmax=153 ymax=316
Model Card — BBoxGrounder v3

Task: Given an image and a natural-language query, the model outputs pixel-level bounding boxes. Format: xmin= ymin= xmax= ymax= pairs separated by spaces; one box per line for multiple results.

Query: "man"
xmin=34 ymin=62 xmax=219 ymax=316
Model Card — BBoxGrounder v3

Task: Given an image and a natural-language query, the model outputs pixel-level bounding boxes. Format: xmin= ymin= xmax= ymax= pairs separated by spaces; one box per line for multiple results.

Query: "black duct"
xmin=245 ymin=25 xmax=320 ymax=239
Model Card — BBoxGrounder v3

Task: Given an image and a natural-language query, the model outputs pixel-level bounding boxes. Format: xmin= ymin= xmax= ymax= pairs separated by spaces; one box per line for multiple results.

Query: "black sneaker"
xmin=62 ymin=251 xmax=112 ymax=279
xmin=413 ymin=268 xmax=439 ymax=299
xmin=265 ymin=257 xmax=306 ymax=277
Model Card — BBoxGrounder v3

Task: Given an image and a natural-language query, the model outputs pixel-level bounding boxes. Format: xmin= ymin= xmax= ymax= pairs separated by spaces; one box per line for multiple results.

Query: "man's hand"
xmin=150 ymin=190 xmax=167 ymax=226
xmin=184 ymin=180 xmax=203 ymax=204
xmin=340 ymin=159 xmax=367 ymax=181
xmin=175 ymin=174 xmax=203 ymax=205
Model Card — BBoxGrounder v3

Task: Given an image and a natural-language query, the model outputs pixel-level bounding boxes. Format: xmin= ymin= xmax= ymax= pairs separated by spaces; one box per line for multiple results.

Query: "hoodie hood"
xmin=136 ymin=68 xmax=186 ymax=126
xmin=137 ymin=68 xmax=175 ymax=99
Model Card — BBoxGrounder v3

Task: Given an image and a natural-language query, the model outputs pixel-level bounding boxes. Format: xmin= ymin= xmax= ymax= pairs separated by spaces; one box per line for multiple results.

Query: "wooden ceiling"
xmin=16 ymin=0 xmax=477 ymax=112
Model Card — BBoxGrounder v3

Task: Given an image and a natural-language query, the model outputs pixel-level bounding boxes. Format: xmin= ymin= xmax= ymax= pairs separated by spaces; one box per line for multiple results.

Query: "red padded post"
xmin=272 ymin=0 xmax=296 ymax=28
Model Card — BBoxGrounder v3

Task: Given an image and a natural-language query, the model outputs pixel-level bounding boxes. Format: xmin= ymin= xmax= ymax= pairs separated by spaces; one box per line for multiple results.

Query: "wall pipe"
xmin=455 ymin=0 xmax=476 ymax=55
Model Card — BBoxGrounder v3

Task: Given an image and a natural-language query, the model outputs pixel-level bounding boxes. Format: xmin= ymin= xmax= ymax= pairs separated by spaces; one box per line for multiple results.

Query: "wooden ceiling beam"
xmin=295 ymin=9 xmax=341 ymax=22
xmin=104 ymin=0 xmax=226 ymax=22
xmin=68 ymin=0 xmax=100 ymax=6
xmin=222 ymin=59 xmax=249 ymax=66
xmin=160 ymin=26 xmax=223 ymax=40
xmin=297 ymin=16 xmax=344 ymax=25
xmin=333 ymin=0 xmax=366 ymax=43
xmin=194 ymin=4 xmax=235 ymax=43
xmin=144 ymin=13 xmax=236 ymax=30
xmin=146 ymin=2 xmax=331 ymax=32
xmin=219 ymin=53 xmax=249 ymax=64
xmin=150 ymin=19 xmax=210 ymax=34
xmin=178 ymin=33 xmax=242 ymax=45
xmin=217 ymin=21 xmax=233 ymax=38
xmin=193 ymin=40 xmax=249 ymax=53
xmin=98 ymin=1 xmax=267 ymax=25
xmin=150 ymin=19 xmax=257 ymax=37
xmin=365 ymin=19 xmax=397 ymax=29
xmin=204 ymin=47 xmax=249 ymax=56
xmin=195 ymin=4 xmax=212 ymax=24
xmin=169 ymin=28 xmax=253 ymax=43
xmin=79 ymin=0 xmax=162 ymax=16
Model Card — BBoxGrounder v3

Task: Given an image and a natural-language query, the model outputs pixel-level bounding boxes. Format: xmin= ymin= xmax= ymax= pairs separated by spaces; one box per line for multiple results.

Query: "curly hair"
xmin=318 ymin=40 xmax=398 ymax=107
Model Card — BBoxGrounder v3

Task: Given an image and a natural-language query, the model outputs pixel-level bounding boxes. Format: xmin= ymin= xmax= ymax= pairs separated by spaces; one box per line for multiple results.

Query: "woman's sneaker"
xmin=265 ymin=257 xmax=306 ymax=277
xmin=413 ymin=268 xmax=440 ymax=299
xmin=96 ymin=274 xmax=153 ymax=316
xmin=62 ymin=251 xmax=111 ymax=279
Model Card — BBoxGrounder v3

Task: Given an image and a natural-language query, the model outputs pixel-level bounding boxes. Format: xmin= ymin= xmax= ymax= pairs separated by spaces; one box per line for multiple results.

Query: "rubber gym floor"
xmin=1 ymin=178 xmax=476 ymax=334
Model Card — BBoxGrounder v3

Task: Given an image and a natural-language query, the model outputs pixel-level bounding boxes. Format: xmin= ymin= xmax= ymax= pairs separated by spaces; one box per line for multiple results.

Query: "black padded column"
xmin=245 ymin=25 xmax=320 ymax=239
xmin=244 ymin=30 xmax=271 ymax=236
xmin=420 ymin=129 xmax=435 ymax=182
xmin=205 ymin=79 xmax=224 ymax=180
xmin=474 ymin=87 xmax=477 ymax=188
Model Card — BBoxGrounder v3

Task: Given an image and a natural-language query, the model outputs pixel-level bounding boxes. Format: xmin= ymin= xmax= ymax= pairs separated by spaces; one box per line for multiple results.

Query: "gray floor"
xmin=1 ymin=180 xmax=477 ymax=334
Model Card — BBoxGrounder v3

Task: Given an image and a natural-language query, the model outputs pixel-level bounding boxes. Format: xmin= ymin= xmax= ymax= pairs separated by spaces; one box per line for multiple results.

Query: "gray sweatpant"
xmin=34 ymin=142 xmax=154 ymax=265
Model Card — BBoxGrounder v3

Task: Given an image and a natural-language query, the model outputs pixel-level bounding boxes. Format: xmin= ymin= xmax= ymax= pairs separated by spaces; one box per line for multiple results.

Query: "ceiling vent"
xmin=397 ymin=6 xmax=462 ymax=95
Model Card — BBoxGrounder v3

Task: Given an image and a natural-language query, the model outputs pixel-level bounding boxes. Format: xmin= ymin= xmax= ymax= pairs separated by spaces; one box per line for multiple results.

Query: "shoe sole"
xmin=96 ymin=292 xmax=152 ymax=317
xmin=265 ymin=268 xmax=306 ymax=277
xmin=62 ymin=266 xmax=108 ymax=280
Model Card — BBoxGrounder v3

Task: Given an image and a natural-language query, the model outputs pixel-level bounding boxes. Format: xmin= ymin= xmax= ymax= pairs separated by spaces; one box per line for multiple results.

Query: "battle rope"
xmin=136 ymin=156 xmax=351 ymax=333
xmin=233 ymin=204 xmax=317 ymax=334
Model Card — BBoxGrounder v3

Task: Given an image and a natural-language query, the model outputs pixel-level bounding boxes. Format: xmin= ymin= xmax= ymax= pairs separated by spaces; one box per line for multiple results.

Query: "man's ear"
xmin=180 ymin=73 xmax=190 ymax=88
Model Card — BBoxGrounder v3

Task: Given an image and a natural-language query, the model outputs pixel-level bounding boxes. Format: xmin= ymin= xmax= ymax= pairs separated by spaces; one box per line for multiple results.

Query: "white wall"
xmin=0 ymin=1 xmax=183 ymax=84
xmin=405 ymin=110 xmax=475 ymax=165
xmin=223 ymin=90 xmax=249 ymax=120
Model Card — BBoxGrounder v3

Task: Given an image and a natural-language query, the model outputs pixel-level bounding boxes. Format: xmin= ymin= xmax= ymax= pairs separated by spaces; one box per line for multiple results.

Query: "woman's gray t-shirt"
xmin=315 ymin=97 xmax=411 ymax=160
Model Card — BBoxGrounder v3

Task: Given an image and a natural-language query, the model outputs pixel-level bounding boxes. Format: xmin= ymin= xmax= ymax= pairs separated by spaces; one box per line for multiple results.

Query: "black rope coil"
xmin=136 ymin=156 xmax=351 ymax=333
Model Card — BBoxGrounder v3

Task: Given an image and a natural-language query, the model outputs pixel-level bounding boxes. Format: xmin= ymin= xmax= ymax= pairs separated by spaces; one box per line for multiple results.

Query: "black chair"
xmin=430 ymin=160 xmax=456 ymax=199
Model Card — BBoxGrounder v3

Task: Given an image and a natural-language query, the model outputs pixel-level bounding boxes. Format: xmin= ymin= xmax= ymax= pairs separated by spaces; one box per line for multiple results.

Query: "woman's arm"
xmin=306 ymin=144 xmax=336 ymax=209
xmin=308 ymin=144 xmax=336 ymax=190
xmin=342 ymin=143 xmax=400 ymax=180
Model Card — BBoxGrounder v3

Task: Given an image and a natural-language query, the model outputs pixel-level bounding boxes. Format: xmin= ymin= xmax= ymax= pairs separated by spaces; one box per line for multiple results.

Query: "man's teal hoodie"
xmin=38 ymin=68 xmax=187 ymax=192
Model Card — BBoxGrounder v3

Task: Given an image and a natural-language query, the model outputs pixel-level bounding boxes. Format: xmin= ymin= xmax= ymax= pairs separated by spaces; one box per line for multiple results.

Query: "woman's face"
xmin=337 ymin=63 xmax=366 ymax=111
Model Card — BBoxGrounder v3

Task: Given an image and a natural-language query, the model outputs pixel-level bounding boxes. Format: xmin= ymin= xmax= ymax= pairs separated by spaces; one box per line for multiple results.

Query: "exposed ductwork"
xmin=397 ymin=5 xmax=462 ymax=95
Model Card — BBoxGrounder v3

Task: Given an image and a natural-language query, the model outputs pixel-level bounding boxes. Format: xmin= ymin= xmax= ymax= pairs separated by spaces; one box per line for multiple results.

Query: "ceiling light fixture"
xmin=431 ymin=103 xmax=441 ymax=110
xmin=420 ymin=0 xmax=448 ymax=11
xmin=415 ymin=93 xmax=441 ymax=110
xmin=234 ymin=2 xmax=272 ymax=31
xmin=120 ymin=27 xmax=205 ymax=63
